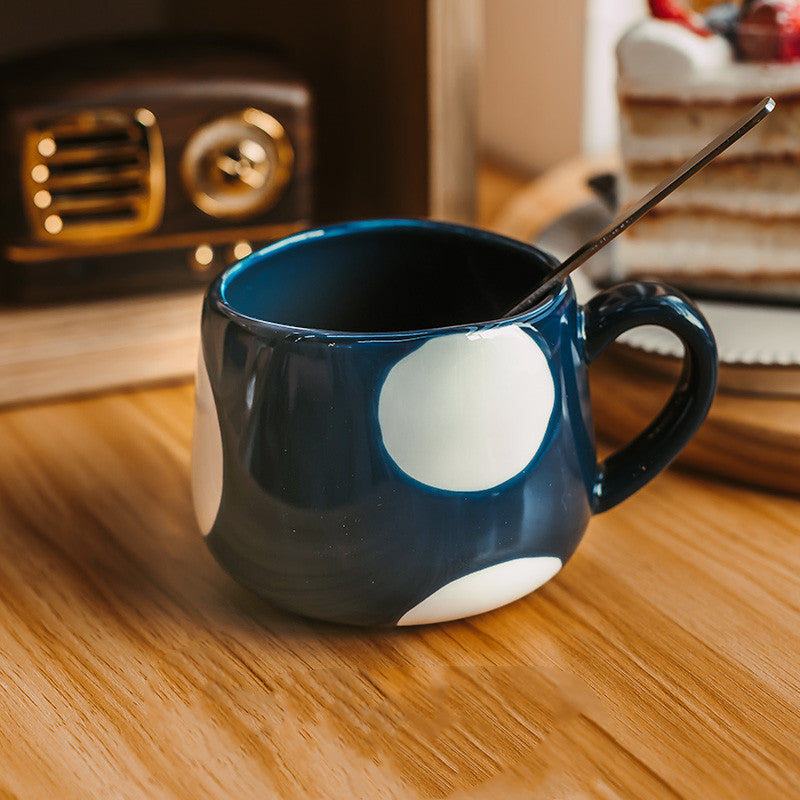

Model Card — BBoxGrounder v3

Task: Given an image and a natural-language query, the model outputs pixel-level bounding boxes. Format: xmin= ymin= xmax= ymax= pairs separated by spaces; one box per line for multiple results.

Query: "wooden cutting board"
xmin=589 ymin=350 xmax=800 ymax=494
xmin=490 ymin=154 xmax=800 ymax=495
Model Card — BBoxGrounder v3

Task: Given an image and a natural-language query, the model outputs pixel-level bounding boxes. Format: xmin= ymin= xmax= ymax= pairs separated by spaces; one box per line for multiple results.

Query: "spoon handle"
xmin=504 ymin=96 xmax=776 ymax=318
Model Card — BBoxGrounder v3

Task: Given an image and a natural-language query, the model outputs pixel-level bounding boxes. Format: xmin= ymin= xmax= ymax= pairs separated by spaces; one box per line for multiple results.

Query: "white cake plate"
xmin=535 ymin=200 xmax=800 ymax=397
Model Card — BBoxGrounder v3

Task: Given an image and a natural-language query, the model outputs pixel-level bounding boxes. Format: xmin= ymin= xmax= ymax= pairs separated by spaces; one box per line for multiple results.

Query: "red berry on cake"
xmin=738 ymin=0 xmax=800 ymax=61
xmin=648 ymin=0 xmax=714 ymax=37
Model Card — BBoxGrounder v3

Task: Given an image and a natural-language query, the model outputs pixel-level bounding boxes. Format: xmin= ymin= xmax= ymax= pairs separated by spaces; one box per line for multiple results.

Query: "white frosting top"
xmin=617 ymin=18 xmax=800 ymax=101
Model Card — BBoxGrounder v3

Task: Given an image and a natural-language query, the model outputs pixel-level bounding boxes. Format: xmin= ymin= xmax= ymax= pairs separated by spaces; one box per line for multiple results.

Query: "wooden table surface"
xmin=1 ymin=165 xmax=800 ymax=799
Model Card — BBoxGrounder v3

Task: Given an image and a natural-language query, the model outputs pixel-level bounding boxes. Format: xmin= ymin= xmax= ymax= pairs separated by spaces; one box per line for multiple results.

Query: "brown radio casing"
xmin=0 ymin=38 xmax=313 ymax=304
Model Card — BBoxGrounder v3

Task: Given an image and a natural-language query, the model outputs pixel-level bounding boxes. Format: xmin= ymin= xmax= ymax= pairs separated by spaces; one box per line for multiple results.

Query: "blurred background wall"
xmin=478 ymin=0 xmax=646 ymax=176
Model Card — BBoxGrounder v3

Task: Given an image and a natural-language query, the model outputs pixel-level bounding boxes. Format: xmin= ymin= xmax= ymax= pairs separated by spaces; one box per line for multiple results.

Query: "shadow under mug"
xmin=192 ymin=219 xmax=717 ymax=626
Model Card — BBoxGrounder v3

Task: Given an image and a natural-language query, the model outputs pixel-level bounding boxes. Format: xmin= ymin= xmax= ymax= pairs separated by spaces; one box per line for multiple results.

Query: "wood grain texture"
xmin=0 ymin=289 xmax=203 ymax=407
xmin=590 ymin=351 xmax=800 ymax=495
xmin=1 ymin=162 xmax=799 ymax=798
xmin=491 ymin=155 xmax=800 ymax=496
xmin=0 ymin=385 xmax=799 ymax=798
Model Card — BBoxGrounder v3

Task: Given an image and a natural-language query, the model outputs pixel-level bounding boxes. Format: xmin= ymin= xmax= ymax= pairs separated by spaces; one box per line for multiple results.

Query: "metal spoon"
xmin=503 ymin=96 xmax=776 ymax=318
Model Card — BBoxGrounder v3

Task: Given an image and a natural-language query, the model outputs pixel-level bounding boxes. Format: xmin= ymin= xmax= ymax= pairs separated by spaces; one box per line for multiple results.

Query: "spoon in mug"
xmin=503 ymin=96 xmax=776 ymax=317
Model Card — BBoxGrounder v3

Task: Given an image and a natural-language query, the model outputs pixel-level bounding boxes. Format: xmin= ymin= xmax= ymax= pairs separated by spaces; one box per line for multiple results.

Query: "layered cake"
xmin=616 ymin=0 xmax=800 ymax=299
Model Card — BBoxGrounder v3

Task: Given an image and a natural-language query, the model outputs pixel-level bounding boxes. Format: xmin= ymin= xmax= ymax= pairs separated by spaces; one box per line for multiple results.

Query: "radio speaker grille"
xmin=21 ymin=108 xmax=165 ymax=242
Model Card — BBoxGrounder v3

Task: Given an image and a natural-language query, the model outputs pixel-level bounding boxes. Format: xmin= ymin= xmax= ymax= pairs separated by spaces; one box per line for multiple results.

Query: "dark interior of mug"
xmin=220 ymin=222 xmax=559 ymax=332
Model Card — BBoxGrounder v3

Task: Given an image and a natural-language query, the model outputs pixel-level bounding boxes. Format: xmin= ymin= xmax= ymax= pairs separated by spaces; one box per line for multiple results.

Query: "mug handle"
xmin=582 ymin=281 xmax=718 ymax=513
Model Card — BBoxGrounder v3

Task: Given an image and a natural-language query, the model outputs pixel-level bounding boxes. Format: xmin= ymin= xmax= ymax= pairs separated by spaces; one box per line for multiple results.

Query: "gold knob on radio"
xmin=180 ymin=108 xmax=294 ymax=220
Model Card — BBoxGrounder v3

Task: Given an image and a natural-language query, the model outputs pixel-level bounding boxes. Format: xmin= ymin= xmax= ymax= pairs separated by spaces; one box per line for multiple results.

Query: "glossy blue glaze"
xmin=196 ymin=219 xmax=717 ymax=626
xmin=583 ymin=282 xmax=718 ymax=512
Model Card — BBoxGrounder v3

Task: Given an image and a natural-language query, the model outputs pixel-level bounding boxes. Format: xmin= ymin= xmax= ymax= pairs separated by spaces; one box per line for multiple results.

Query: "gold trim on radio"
xmin=5 ymin=221 xmax=309 ymax=263
xmin=180 ymin=108 xmax=295 ymax=220
xmin=21 ymin=107 xmax=166 ymax=243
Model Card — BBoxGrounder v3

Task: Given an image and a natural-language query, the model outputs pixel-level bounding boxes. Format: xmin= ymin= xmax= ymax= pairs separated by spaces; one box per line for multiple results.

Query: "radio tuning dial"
xmin=181 ymin=108 xmax=294 ymax=220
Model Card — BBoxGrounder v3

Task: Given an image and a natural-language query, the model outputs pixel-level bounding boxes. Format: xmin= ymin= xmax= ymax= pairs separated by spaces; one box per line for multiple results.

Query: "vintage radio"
xmin=0 ymin=38 xmax=313 ymax=303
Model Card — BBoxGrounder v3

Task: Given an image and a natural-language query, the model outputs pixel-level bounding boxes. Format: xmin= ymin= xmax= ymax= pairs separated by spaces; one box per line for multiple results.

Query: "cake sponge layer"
xmin=617 ymin=211 xmax=800 ymax=277
xmin=619 ymin=97 xmax=800 ymax=164
xmin=621 ymin=157 xmax=800 ymax=217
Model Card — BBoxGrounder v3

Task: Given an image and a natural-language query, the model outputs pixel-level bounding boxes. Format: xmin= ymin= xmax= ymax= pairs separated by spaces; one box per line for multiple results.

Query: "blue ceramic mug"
xmin=192 ymin=219 xmax=717 ymax=626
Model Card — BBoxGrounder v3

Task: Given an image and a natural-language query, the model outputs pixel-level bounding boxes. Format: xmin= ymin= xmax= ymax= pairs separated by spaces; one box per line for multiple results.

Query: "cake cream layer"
xmin=619 ymin=97 xmax=800 ymax=164
xmin=617 ymin=18 xmax=800 ymax=102
xmin=621 ymin=157 xmax=800 ymax=216
xmin=616 ymin=212 xmax=800 ymax=276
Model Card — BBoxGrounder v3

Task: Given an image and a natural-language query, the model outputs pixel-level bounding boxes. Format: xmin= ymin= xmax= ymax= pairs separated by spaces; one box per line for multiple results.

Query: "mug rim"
xmin=209 ymin=218 xmax=571 ymax=340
